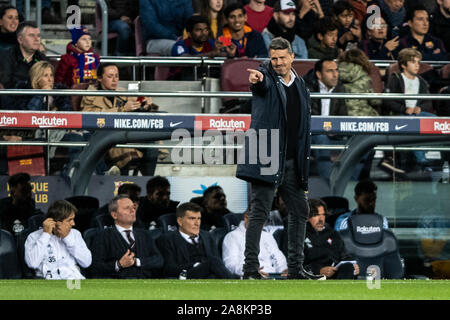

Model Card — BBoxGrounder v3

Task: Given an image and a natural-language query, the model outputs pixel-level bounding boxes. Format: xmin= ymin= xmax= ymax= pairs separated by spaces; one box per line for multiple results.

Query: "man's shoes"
xmin=287 ymin=267 xmax=326 ymax=280
xmin=242 ymin=272 xmax=264 ymax=280
xmin=105 ymin=165 xmax=121 ymax=175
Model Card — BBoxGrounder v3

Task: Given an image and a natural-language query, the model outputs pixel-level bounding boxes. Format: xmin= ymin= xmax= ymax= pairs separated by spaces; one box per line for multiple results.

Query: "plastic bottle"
xmin=179 ymin=269 xmax=187 ymax=280
xmin=442 ymin=161 xmax=449 ymax=184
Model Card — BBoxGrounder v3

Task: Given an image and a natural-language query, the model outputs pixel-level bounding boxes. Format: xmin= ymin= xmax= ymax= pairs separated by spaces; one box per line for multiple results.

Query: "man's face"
xmin=409 ymin=10 xmax=429 ymax=36
xmin=319 ymin=29 xmax=338 ymax=48
xmin=270 ymin=48 xmax=294 ymax=78
xmin=226 ymin=8 xmax=246 ymax=33
xmin=355 ymin=192 xmax=377 ymax=214
xmin=0 ymin=8 xmax=19 ymax=33
xmin=178 ymin=210 xmax=201 ymax=237
xmin=403 ymin=57 xmax=421 ymax=76
xmin=205 ymin=188 xmax=227 ymax=212
xmin=385 ymin=0 xmax=405 ymax=12
xmin=76 ymin=34 xmax=92 ymax=52
xmin=148 ymin=186 xmax=170 ymax=208
xmin=368 ymin=17 xmax=388 ymax=40
xmin=54 ymin=212 xmax=75 ymax=238
xmin=336 ymin=9 xmax=354 ymax=29
xmin=111 ymin=198 xmax=136 ymax=227
xmin=275 ymin=11 xmax=296 ymax=30
xmin=190 ymin=22 xmax=210 ymax=44
xmin=317 ymin=60 xmax=339 ymax=88
xmin=99 ymin=65 xmax=119 ymax=91
xmin=308 ymin=206 xmax=326 ymax=232
xmin=18 ymin=27 xmax=41 ymax=52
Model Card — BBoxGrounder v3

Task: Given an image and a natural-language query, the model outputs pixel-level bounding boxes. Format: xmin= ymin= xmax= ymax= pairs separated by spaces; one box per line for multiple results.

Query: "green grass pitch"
xmin=0 ymin=279 xmax=449 ymax=300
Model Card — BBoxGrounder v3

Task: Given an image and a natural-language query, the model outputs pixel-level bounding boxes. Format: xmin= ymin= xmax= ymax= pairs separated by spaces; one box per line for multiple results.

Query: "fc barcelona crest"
xmin=97 ymin=118 xmax=105 ymax=128
xmin=323 ymin=121 xmax=332 ymax=132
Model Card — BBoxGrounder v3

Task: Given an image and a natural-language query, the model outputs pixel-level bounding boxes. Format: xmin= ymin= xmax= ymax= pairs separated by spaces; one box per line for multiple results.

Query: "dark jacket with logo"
xmin=304 ymin=222 xmax=354 ymax=274
xmin=383 ymin=72 xmax=432 ymax=115
xmin=235 ymin=60 xmax=311 ymax=190
xmin=398 ymin=33 xmax=448 ymax=62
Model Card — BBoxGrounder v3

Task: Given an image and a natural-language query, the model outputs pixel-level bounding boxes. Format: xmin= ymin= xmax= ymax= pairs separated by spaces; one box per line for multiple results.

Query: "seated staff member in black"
xmin=89 ymin=194 xmax=163 ymax=278
xmin=157 ymin=202 xmax=234 ymax=279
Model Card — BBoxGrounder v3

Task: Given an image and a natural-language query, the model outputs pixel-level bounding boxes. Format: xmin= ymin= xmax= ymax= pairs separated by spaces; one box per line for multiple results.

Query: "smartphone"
xmin=218 ymin=36 xmax=232 ymax=47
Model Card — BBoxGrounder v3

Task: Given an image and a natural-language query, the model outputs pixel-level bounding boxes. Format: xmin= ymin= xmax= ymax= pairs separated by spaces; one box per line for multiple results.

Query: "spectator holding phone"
xmin=171 ymin=15 xmax=236 ymax=57
xmin=24 ymin=200 xmax=92 ymax=280
xmin=359 ymin=15 xmax=400 ymax=60
xmin=333 ymin=0 xmax=362 ymax=50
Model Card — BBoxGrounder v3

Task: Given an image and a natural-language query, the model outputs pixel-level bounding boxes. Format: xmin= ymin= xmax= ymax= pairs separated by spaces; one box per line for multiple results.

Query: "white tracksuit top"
xmin=25 ymin=228 xmax=92 ymax=280
xmin=222 ymin=221 xmax=287 ymax=276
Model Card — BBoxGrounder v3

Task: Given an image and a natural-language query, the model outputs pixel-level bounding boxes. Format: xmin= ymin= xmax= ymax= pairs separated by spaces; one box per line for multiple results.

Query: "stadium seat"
xmin=15 ymin=228 xmax=36 ymax=278
xmin=82 ymin=228 xmax=99 ymax=249
xmin=71 ymin=82 xmax=90 ymax=111
xmin=369 ymin=63 xmax=384 ymax=93
xmin=134 ymin=16 xmax=145 ymax=56
xmin=95 ymin=4 xmax=118 ymax=53
xmin=156 ymin=213 xmax=178 ymax=233
xmin=223 ymin=213 xmax=243 ymax=232
xmin=27 ymin=214 xmax=46 ymax=232
xmin=210 ymin=227 xmax=228 ymax=258
xmin=148 ymin=227 xmax=162 ymax=241
xmin=292 ymin=60 xmax=315 ymax=77
xmin=95 ymin=213 xmax=114 ymax=229
xmin=321 ymin=196 xmax=349 ymax=229
xmin=338 ymin=213 xmax=404 ymax=279
xmin=387 ymin=62 xmax=432 ymax=80
xmin=0 ymin=229 xmax=22 ymax=279
xmin=66 ymin=196 xmax=99 ymax=234
xmin=221 ymin=58 xmax=261 ymax=92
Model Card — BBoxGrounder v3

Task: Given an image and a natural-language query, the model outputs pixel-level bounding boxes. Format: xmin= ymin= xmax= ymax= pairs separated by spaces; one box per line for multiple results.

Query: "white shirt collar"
xmin=278 ymin=70 xmax=296 ymax=87
xmin=115 ymin=224 xmax=133 ymax=233
xmin=318 ymin=80 xmax=335 ymax=93
xmin=179 ymin=230 xmax=199 ymax=243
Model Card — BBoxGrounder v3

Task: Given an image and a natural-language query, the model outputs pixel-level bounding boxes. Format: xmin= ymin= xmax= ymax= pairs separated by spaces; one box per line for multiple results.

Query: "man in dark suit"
xmin=89 ymin=194 xmax=164 ymax=278
xmin=157 ymin=202 xmax=233 ymax=279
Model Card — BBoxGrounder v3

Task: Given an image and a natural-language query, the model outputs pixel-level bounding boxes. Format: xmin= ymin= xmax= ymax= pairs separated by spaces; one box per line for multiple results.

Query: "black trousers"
xmin=243 ymin=159 xmax=309 ymax=274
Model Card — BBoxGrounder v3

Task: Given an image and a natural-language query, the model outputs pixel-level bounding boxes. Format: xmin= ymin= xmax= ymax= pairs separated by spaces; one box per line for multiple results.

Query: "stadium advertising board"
xmin=420 ymin=119 xmax=450 ymax=134
xmin=0 ymin=112 xmax=82 ymax=129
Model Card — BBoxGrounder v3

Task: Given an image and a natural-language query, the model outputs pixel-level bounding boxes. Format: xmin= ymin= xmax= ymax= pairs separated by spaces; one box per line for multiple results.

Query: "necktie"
xmin=124 ymin=230 xmax=136 ymax=252
xmin=189 ymin=235 xmax=199 ymax=247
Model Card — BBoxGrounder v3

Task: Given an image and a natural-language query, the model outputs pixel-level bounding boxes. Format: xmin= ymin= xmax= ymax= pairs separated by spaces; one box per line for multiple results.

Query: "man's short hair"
xmin=406 ymin=4 xmax=428 ymax=22
xmin=354 ymin=180 xmax=377 ymax=196
xmin=202 ymin=185 xmax=223 ymax=202
xmin=108 ymin=194 xmax=130 ymax=213
xmin=314 ymin=58 xmax=336 ymax=74
xmin=224 ymin=2 xmax=245 ymax=19
xmin=47 ymin=200 xmax=77 ymax=222
xmin=332 ymin=0 xmax=353 ymax=16
xmin=397 ymin=48 xmax=422 ymax=71
xmin=8 ymin=172 xmax=31 ymax=188
xmin=97 ymin=62 xmax=118 ymax=78
xmin=17 ymin=21 xmax=38 ymax=37
xmin=176 ymin=202 xmax=203 ymax=218
xmin=146 ymin=175 xmax=170 ymax=194
xmin=185 ymin=15 xmax=209 ymax=33
xmin=315 ymin=16 xmax=339 ymax=37
xmin=308 ymin=198 xmax=328 ymax=218
xmin=269 ymin=37 xmax=293 ymax=54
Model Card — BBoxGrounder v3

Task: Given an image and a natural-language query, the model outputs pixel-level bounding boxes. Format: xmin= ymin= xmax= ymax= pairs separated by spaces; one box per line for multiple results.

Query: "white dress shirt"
xmin=114 ymin=224 xmax=141 ymax=270
xmin=319 ymin=80 xmax=335 ymax=116
xmin=25 ymin=228 xmax=92 ymax=280
xmin=278 ymin=70 xmax=296 ymax=87
xmin=222 ymin=221 xmax=287 ymax=276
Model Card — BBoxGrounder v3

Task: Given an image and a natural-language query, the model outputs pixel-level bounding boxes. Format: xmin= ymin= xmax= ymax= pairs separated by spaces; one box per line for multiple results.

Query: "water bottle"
xmin=442 ymin=161 xmax=449 ymax=184
xmin=179 ymin=269 xmax=187 ymax=280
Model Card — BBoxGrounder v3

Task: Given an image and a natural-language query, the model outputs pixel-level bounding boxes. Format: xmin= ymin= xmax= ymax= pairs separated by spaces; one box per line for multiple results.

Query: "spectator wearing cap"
xmin=398 ymin=4 xmax=448 ymax=61
xmin=262 ymin=0 xmax=308 ymax=58
xmin=244 ymin=0 xmax=274 ymax=33
xmin=54 ymin=26 xmax=100 ymax=88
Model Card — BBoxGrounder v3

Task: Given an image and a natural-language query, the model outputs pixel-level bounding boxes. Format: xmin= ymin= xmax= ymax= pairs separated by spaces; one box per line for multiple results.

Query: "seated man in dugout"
xmin=80 ymin=62 xmax=158 ymax=176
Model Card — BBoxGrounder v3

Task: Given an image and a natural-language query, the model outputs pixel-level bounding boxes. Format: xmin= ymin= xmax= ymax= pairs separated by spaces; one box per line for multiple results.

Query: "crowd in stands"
xmin=2 ymin=172 xmax=419 ymax=279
